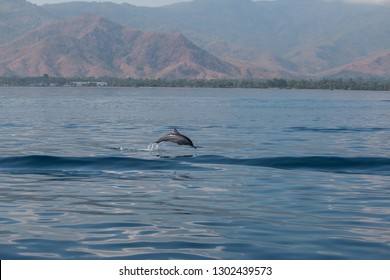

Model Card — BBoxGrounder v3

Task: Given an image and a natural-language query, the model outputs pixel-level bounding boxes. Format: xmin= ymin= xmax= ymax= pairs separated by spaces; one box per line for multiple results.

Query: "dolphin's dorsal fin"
xmin=173 ymin=128 xmax=180 ymax=135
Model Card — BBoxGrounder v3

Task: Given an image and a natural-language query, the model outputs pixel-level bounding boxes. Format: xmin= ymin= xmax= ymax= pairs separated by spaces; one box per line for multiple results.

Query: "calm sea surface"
xmin=0 ymin=87 xmax=389 ymax=259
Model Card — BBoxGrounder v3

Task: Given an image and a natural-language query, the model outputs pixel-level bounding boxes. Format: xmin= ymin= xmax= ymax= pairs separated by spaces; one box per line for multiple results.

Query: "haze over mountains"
xmin=0 ymin=0 xmax=389 ymax=79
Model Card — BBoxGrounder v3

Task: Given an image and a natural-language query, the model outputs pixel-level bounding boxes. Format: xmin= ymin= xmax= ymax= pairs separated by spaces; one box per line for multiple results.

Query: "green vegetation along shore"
xmin=1 ymin=77 xmax=389 ymax=91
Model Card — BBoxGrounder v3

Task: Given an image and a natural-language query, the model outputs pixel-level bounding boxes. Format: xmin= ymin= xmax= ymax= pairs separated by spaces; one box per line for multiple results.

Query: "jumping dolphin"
xmin=156 ymin=128 xmax=196 ymax=149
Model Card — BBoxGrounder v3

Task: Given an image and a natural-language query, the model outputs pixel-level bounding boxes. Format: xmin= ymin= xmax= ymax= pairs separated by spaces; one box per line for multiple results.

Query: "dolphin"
xmin=156 ymin=128 xmax=196 ymax=149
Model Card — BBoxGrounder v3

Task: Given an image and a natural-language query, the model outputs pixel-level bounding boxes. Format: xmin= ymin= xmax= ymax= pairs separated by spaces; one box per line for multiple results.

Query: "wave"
xmin=0 ymin=155 xmax=389 ymax=176
xmin=0 ymin=155 xmax=205 ymax=172
xmin=187 ymin=155 xmax=390 ymax=176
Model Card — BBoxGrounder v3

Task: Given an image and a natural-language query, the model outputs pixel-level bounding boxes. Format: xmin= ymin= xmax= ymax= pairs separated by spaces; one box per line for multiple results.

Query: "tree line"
xmin=1 ymin=76 xmax=389 ymax=91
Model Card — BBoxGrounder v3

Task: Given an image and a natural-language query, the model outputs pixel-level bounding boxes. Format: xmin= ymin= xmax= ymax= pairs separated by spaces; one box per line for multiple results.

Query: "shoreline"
xmin=1 ymin=77 xmax=389 ymax=91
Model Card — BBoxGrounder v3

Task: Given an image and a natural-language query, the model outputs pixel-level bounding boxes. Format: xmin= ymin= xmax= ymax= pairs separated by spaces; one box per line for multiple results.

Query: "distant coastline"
xmin=0 ymin=77 xmax=389 ymax=91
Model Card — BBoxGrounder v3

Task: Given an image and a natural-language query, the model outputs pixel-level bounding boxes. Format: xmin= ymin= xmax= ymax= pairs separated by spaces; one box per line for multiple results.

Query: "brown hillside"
xmin=319 ymin=50 xmax=390 ymax=79
xmin=0 ymin=16 xmax=243 ymax=79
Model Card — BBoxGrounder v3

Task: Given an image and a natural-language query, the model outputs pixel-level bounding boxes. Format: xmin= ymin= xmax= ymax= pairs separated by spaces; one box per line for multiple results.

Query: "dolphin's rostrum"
xmin=156 ymin=128 xmax=196 ymax=149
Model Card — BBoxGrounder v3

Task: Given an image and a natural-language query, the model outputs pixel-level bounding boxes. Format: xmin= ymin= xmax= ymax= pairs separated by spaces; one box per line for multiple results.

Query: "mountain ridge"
xmin=0 ymin=15 xmax=246 ymax=78
xmin=0 ymin=0 xmax=389 ymax=79
xmin=318 ymin=50 xmax=390 ymax=79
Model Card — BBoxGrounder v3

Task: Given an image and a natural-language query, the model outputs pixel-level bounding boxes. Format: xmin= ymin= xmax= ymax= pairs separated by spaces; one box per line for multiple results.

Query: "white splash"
xmin=145 ymin=143 xmax=160 ymax=151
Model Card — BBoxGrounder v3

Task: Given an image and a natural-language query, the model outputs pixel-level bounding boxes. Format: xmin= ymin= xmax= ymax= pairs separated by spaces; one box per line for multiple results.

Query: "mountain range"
xmin=0 ymin=0 xmax=389 ymax=79
xmin=0 ymin=15 xmax=246 ymax=79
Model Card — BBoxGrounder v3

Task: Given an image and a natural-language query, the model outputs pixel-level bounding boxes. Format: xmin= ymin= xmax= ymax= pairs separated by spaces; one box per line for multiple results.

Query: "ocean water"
xmin=0 ymin=87 xmax=389 ymax=260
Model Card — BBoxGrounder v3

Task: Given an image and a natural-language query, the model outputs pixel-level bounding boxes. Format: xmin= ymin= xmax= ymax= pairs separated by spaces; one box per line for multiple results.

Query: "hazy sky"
xmin=344 ymin=0 xmax=390 ymax=3
xmin=28 ymin=0 xmax=192 ymax=7
xmin=27 ymin=0 xmax=390 ymax=6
